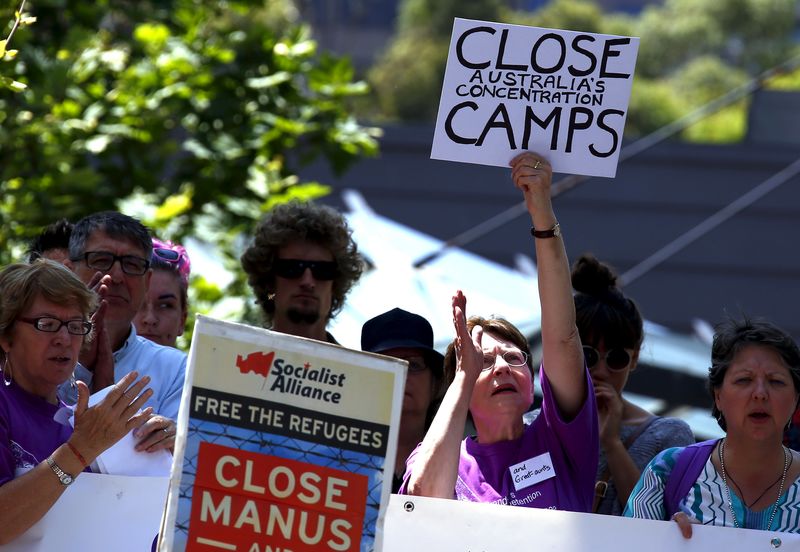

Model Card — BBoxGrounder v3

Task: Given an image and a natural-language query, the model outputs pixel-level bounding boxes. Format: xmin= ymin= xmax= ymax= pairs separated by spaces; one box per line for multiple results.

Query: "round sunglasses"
xmin=582 ymin=346 xmax=633 ymax=371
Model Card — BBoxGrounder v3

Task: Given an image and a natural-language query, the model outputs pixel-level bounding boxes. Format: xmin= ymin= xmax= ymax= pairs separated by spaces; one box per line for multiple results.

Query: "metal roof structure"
xmin=327 ymin=192 xmax=722 ymax=439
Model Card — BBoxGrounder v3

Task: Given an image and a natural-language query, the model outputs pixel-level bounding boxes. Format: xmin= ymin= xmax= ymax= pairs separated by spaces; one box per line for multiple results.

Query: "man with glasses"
xmin=241 ymin=201 xmax=364 ymax=343
xmin=64 ymin=211 xmax=186 ymax=453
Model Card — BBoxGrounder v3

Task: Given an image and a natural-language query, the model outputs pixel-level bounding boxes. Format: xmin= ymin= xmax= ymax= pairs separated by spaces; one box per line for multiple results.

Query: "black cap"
xmin=361 ymin=308 xmax=444 ymax=372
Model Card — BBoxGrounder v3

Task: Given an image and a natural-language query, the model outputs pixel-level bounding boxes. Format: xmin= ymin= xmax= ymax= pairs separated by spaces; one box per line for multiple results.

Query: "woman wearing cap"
xmin=361 ymin=308 xmax=446 ymax=492
xmin=134 ymin=237 xmax=191 ymax=348
xmin=401 ymin=152 xmax=599 ymax=512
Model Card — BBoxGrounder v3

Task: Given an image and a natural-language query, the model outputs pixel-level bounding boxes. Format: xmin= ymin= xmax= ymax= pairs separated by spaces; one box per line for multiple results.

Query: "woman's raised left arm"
xmin=510 ymin=152 xmax=585 ymax=418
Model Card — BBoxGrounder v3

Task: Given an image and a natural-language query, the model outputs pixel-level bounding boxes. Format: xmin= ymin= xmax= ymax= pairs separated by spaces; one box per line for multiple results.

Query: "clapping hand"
xmin=69 ymin=371 xmax=153 ymax=463
xmin=452 ymin=290 xmax=483 ymax=383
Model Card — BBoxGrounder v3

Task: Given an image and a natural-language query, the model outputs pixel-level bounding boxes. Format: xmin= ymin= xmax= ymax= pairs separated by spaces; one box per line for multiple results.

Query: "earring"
xmin=2 ymin=356 xmax=12 ymax=387
xmin=786 ymin=418 xmax=793 ymax=433
xmin=267 ymin=293 xmax=276 ymax=301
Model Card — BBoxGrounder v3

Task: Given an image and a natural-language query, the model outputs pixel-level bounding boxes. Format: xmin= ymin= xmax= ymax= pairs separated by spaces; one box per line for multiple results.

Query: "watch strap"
xmin=531 ymin=222 xmax=561 ymax=239
xmin=46 ymin=456 xmax=74 ymax=486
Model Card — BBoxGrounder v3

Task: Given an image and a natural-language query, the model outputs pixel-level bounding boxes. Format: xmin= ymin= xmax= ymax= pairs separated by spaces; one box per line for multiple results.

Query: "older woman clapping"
xmin=0 ymin=260 xmax=153 ymax=545
xmin=625 ymin=317 xmax=800 ymax=536
xmin=400 ymin=152 xmax=599 ymax=512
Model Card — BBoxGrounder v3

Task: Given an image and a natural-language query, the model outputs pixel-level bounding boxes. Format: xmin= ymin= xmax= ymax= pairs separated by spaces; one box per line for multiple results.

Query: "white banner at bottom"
xmin=384 ymin=494 xmax=798 ymax=551
xmin=0 ymin=473 xmax=169 ymax=552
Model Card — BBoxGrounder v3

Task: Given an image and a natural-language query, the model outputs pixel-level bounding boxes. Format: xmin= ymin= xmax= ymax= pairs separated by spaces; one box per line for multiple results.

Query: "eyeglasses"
xmin=482 ymin=350 xmax=528 ymax=371
xmin=274 ymin=259 xmax=338 ymax=281
xmin=72 ymin=251 xmax=150 ymax=276
xmin=583 ymin=346 xmax=633 ymax=372
xmin=17 ymin=316 xmax=92 ymax=336
xmin=395 ymin=356 xmax=429 ymax=374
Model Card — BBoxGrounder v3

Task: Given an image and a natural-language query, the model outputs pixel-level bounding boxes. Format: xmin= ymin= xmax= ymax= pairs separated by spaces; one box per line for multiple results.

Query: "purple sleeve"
xmin=396 ymin=441 xmax=423 ymax=495
xmin=538 ymin=363 xmax=599 ymax=511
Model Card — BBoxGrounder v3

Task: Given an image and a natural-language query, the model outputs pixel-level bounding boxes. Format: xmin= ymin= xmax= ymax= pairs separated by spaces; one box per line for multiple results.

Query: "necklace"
xmin=725 ymin=465 xmax=786 ymax=508
xmin=718 ymin=438 xmax=789 ymax=530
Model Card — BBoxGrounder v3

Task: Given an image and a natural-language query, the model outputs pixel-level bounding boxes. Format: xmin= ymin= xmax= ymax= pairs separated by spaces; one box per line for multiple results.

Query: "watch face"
xmin=61 ymin=474 xmax=73 ymax=485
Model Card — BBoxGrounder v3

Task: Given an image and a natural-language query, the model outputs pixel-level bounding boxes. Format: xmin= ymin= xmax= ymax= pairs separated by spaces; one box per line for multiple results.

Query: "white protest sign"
xmin=0 ymin=473 xmax=169 ymax=552
xmin=384 ymin=494 xmax=798 ymax=551
xmin=159 ymin=316 xmax=406 ymax=552
xmin=431 ymin=18 xmax=639 ymax=178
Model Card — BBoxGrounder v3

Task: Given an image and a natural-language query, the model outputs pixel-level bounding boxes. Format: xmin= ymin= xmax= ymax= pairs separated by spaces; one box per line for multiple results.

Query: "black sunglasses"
xmin=274 ymin=259 xmax=338 ymax=281
xmin=583 ymin=346 xmax=633 ymax=372
xmin=153 ymin=247 xmax=181 ymax=262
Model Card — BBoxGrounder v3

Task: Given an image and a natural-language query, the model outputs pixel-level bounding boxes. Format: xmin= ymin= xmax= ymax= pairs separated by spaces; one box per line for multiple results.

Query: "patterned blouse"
xmin=624 ymin=446 xmax=800 ymax=533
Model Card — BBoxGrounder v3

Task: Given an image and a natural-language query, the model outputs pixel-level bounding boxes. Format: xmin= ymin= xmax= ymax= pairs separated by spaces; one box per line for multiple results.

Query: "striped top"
xmin=624 ymin=446 xmax=800 ymax=532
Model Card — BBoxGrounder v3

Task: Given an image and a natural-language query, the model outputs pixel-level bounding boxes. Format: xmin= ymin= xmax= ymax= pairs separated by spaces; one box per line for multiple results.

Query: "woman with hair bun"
xmin=572 ymin=254 xmax=694 ymax=515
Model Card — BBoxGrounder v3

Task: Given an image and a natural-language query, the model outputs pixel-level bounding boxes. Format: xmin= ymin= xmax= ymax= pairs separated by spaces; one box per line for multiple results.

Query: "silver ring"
xmin=534 ymin=160 xmax=542 ymax=169
xmin=163 ymin=427 xmax=170 ymax=433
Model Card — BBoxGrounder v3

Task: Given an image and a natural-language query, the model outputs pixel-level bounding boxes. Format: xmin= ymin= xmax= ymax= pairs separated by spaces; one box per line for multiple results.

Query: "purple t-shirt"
xmin=0 ymin=381 xmax=74 ymax=486
xmin=401 ymin=365 xmax=598 ymax=513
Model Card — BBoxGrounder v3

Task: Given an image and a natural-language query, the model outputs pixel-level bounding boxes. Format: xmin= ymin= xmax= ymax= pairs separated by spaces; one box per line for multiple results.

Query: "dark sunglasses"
xmin=583 ymin=346 xmax=633 ymax=372
xmin=153 ymin=247 xmax=182 ymax=262
xmin=153 ymin=247 xmax=188 ymax=269
xmin=274 ymin=259 xmax=338 ymax=281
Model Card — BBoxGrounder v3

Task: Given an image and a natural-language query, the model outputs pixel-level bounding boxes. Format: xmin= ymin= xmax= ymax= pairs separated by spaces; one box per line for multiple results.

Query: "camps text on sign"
xmin=431 ymin=18 xmax=639 ymax=178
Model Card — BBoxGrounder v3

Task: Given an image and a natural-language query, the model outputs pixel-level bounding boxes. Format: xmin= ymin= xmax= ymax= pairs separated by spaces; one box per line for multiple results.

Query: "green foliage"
xmin=0 ymin=1 xmax=36 ymax=92
xmin=367 ymin=0 xmax=505 ymax=122
xmin=513 ymin=0 xmax=621 ymax=35
xmin=367 ymin=0 xmax=799 ymax=142
xmin=669 ymin=56 xmax=750 ymax=142
xmin=767 ymin=64 xmax=800 ymax=90
xmin=368 ymin=35 xmax=448 ymax=122
xmin=397 ymin=0 xmax=505 ymax=38
xmin=0 ymin=1 xmax=380 ymax=331
xmin=624 ymin=78 xmax=686 ymax=137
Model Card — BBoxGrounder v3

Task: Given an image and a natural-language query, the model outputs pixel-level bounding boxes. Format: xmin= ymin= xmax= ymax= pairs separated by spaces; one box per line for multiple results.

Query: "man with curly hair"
xmin=241 ymin=201 xmax=363 ymax=343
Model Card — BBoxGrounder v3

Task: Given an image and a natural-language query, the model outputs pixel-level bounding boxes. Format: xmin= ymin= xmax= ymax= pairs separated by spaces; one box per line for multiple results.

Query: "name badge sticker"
xmin=509 ymin=452 xmax=556 ymax=492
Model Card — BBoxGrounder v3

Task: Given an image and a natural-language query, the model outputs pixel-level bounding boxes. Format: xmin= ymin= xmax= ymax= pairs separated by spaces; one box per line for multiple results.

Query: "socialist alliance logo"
xmin=235 ymin=351 xmax=275 ymax=378
xmin=235 ymin=351 xmax=345 ymax=404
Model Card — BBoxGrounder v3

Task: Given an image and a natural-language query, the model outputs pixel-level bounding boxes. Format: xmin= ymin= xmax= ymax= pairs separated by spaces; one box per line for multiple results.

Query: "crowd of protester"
xmin=1 ymin=149 xmax=798 ymax=544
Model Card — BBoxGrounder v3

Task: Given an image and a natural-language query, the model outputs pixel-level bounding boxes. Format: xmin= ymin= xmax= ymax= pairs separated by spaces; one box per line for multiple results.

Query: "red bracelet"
xmin=66 ymin=442 xmax=87 ymax=467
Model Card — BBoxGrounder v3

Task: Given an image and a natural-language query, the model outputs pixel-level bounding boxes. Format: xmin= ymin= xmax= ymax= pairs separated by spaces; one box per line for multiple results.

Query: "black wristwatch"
xmin=531 ymin=222 xmax=561 ymax=239
xmin=46 ymin=456 xmax=75 ymax=486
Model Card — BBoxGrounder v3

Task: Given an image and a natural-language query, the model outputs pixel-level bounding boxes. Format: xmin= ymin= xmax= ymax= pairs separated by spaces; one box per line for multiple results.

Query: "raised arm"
xmin=510 ymin=152 xmax=585 ymax=418
xmin=404 ymin=291 xmax=482 ymax=498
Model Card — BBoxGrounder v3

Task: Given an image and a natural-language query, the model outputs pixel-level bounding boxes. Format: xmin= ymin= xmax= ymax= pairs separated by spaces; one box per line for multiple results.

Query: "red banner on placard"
xmin=187 ymin=442 xmax=368 ymax=552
